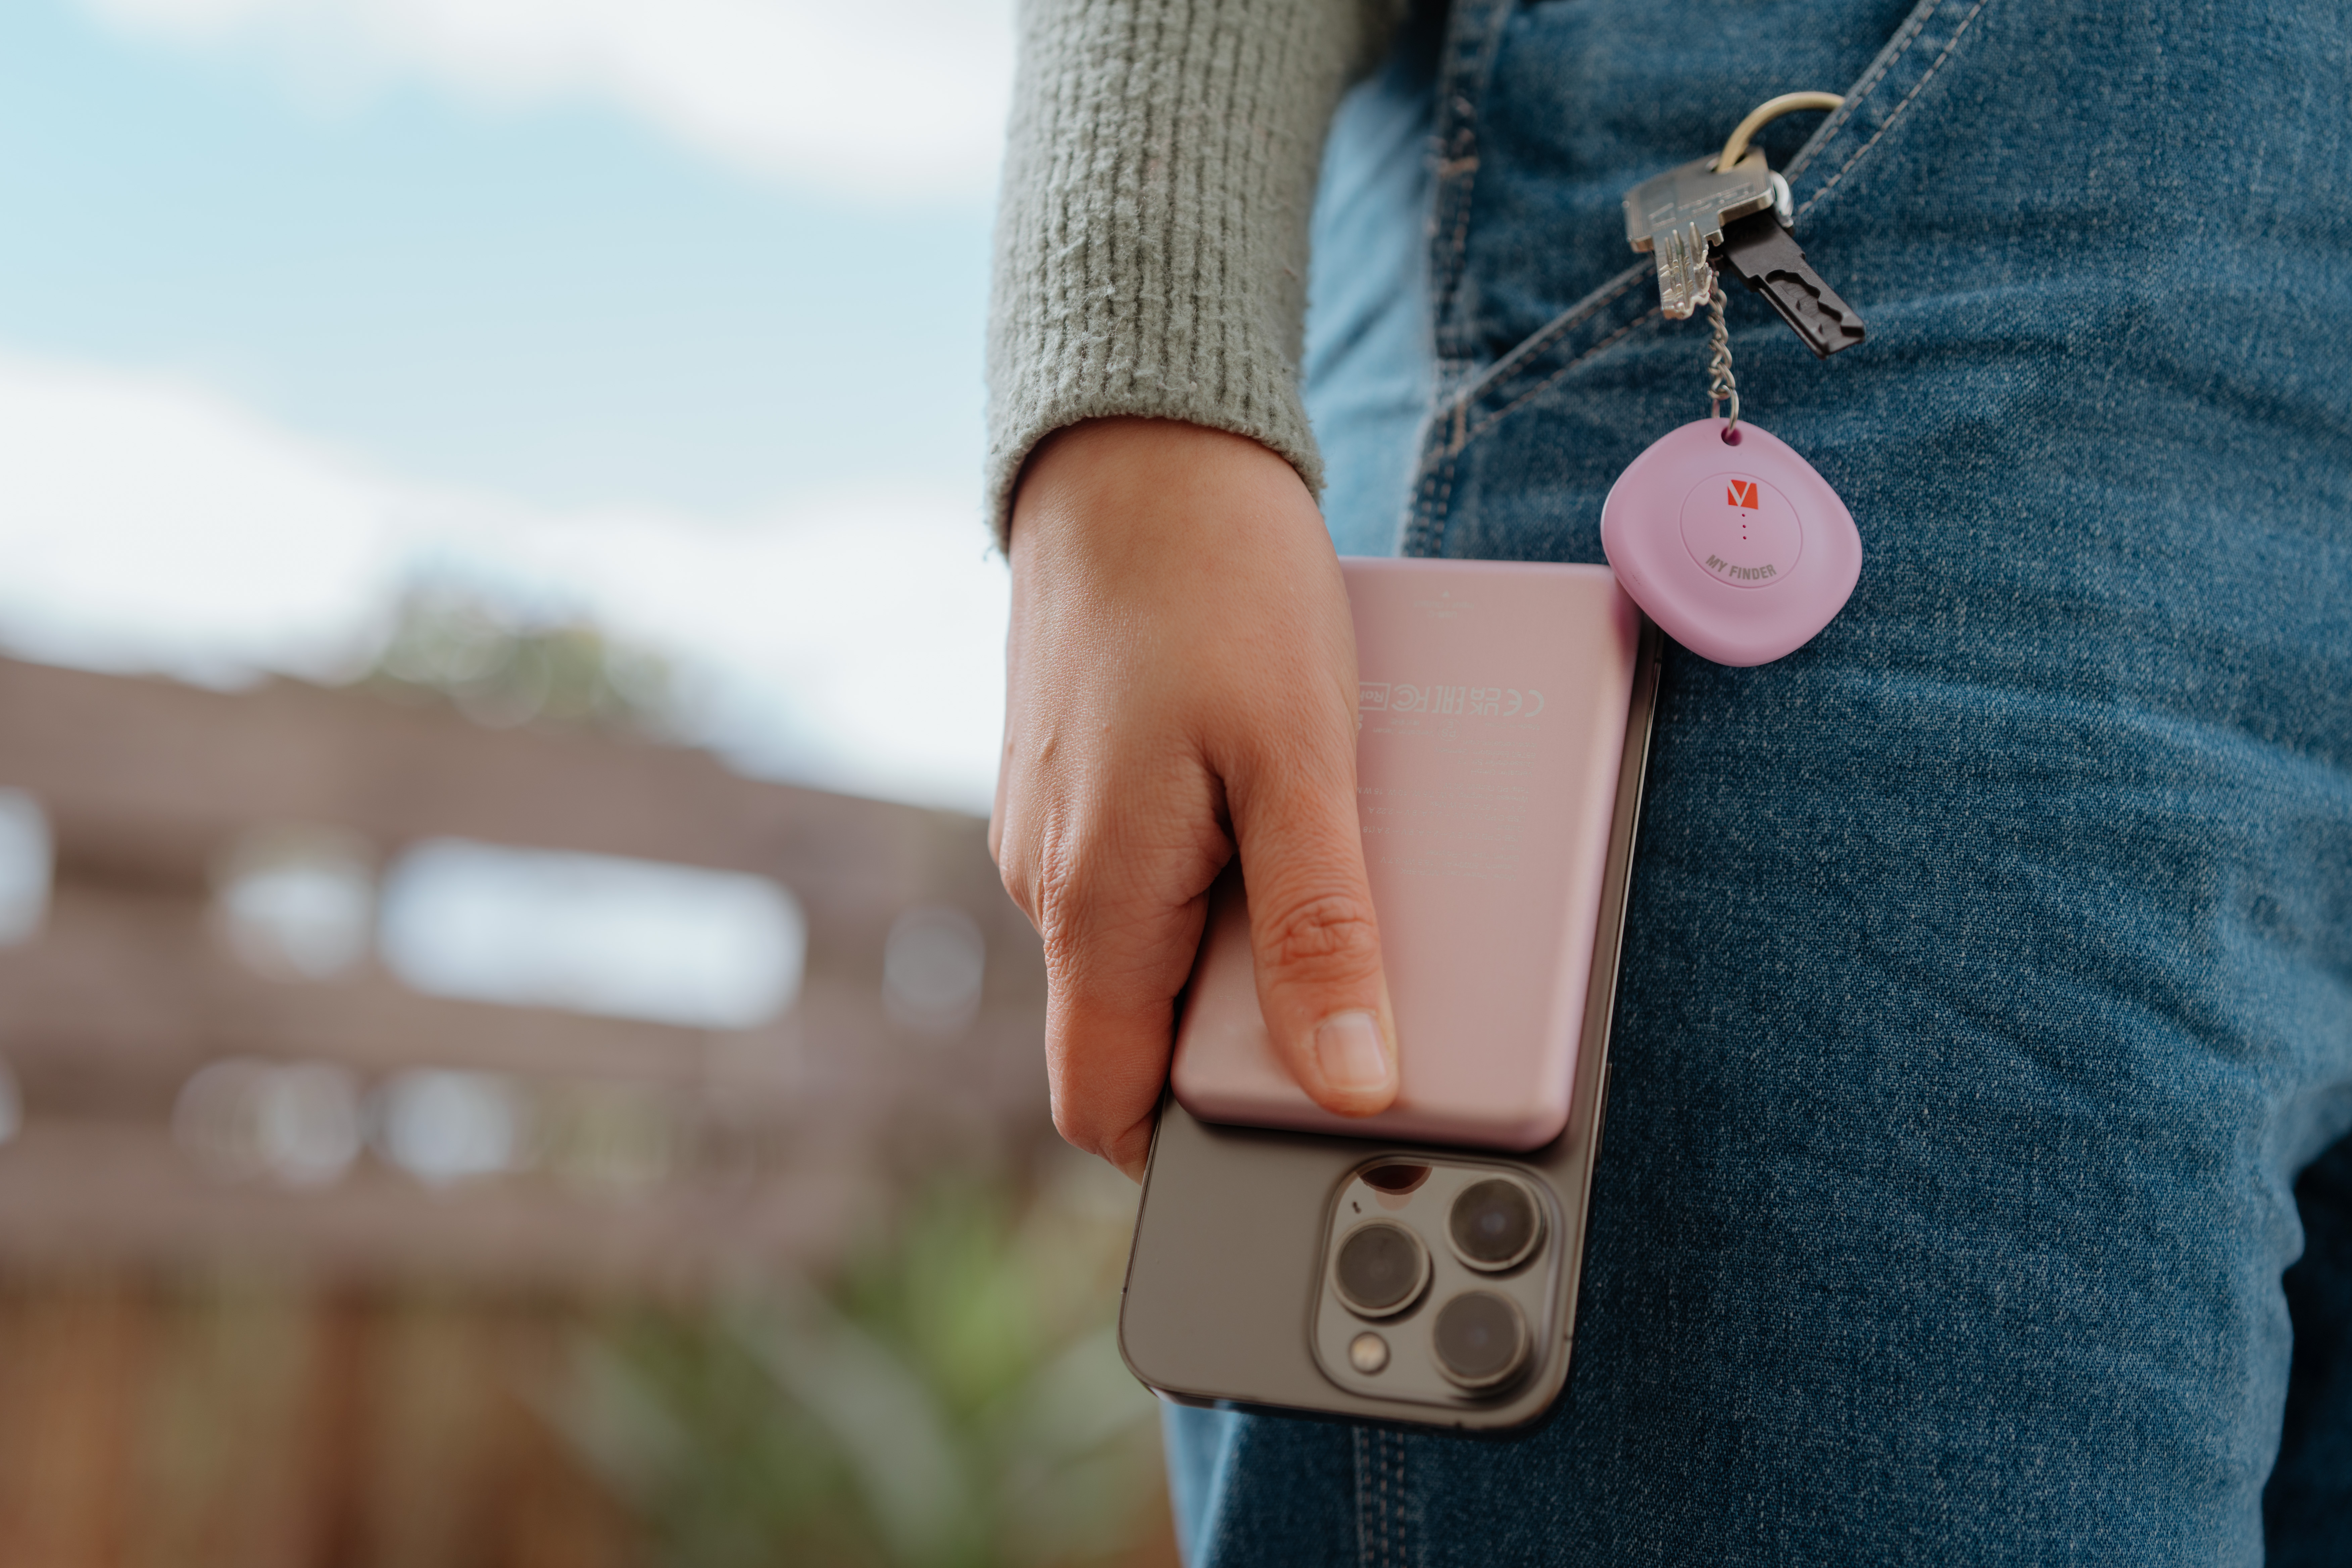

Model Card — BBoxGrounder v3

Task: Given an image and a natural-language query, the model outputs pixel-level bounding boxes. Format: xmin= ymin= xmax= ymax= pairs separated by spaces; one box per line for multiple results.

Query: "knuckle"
xmin=1000 ymin=805 xmax=1093 ymax=954
xmin=1031 ymin=836 xmax=1093 ymax=981
xmin=1256 ymin=891 xmax=1382 ymax=983
xmin=996 ymin=849 xmax=1037 ymax=927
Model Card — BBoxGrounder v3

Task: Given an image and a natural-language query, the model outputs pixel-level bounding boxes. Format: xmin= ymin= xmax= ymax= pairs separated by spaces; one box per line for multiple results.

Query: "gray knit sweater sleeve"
xmin=986 ymin=0 xmax=1402 ymax=543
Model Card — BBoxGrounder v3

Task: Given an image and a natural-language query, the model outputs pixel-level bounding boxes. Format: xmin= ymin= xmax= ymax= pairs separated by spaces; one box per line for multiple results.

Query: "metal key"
xmin=1715 ymin=209 xmax=1867 ymax=358
xmin=1622 ymin=150 xmax=1775 ymax=319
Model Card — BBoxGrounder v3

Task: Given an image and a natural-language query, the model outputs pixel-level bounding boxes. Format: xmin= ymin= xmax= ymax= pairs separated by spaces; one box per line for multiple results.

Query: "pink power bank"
xmin=1169 ymin=559 xmax=1645 ymax=1152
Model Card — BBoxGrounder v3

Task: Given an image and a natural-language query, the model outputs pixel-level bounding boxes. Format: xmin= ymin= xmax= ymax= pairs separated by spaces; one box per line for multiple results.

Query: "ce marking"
xmin=1503 ymin=689 xmax=1545 ymax=718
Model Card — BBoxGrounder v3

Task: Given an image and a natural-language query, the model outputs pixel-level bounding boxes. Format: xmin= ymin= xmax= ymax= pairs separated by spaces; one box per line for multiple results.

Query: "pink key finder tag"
xmin=1600 ymin=419 xmax=1860 ymax=667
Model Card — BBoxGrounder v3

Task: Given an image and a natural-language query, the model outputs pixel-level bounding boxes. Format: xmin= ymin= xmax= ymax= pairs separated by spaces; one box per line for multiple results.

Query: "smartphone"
xmin=1121 ymin=561 xmax=1662 ymax=1429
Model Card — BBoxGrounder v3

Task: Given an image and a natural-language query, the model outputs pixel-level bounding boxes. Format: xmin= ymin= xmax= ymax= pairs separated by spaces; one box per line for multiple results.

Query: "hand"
xmin=992 ymin=418 xmax=1398 ymax=1178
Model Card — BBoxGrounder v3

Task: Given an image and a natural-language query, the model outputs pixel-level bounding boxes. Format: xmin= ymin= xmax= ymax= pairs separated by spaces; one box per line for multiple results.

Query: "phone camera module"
xmin=1332 ymin=1222 xmax=1430 ymax=1319
xmin=1447 ymin=1177 xmax=1544 ymax=1271
xmin=1431 ymin=1290 xmax=1529 ymax=1390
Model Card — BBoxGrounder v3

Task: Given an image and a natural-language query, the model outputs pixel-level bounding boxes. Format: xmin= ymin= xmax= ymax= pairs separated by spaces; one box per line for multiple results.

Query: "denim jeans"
xmin=1166 ymin=0 xmax=2352 ymax=1561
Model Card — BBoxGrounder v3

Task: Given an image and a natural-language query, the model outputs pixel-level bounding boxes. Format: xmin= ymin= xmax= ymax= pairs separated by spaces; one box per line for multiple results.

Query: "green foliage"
xmin=552 ymin=1157 xmax=1163 ymax=1568
xmin=364 ymin=580 xmax=679 ymax=735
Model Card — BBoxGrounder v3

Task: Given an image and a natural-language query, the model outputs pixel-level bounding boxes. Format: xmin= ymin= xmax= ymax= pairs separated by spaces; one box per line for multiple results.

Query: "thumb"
xmin=1229 ymin=758 xmax=1399 ymax=1117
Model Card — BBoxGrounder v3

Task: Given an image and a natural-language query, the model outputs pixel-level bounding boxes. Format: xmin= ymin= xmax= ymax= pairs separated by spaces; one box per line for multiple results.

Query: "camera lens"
xmin=1431 ymin=1290 xmax=1529 ymax=1390
xmin=1360 ymin=1161 xmax=1431 ymax=1195
xmin=1448 ymin=1177 xmax=1542 ymax=1271
xmin=1331 ymin=1223 xmax=1428 ymax=1318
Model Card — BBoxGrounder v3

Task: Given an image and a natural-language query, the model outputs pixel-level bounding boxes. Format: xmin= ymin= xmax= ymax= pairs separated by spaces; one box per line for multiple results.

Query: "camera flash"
xmin=1348 ymin=1332 xmax=1390 ymax=1374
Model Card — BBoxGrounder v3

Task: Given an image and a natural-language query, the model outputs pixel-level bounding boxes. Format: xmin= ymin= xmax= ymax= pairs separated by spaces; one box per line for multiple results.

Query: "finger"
xmin=1039 ymin=874 xmax=1216 ymax=1180
xmin=1011 ymin=774 xmax=1229 ymax=1178
xmin=1229 ymin=754 xmax=1398 ymax=1117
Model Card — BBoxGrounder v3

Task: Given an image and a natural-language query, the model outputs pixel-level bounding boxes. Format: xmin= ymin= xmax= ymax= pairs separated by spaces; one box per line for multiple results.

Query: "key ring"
xmin=1699 ymin=91 xmax=1841 ymax=440
xmin=1715 ymin=91 xmax=1844 ymax=172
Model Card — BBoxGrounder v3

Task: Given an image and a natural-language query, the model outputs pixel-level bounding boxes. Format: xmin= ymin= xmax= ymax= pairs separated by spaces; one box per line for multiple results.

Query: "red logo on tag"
xmin=1726 ymin=480 xmax=1759 ymax=509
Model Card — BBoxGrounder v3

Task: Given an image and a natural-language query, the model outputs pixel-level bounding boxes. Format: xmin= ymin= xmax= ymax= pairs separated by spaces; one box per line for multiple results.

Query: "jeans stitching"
xmin=1383 ymin=1429 xmax=1402 ymax=1561
xmin=1790 ymin=0 xmax=1944 ymax=183
xmin=1434 ymin=140 xmax=1482 ymax=374
xmin=1419 ymin=0 xmax=1992 ymax=477
xmin=1426 ymin=408 xmax=1468 ymax=557
xmin=1412 ymin=0 xmax=1517 ymax=546
xmin=1801 ymin=0 xmax=1995 ymax=215
xmin=1427 ymin=428 xmax=1460 ymax=557
xmin=1463 ymin=303 xmax=1664 ymax=449
xmin=1408 ymin=261 xmax=1651 ymax=552
xmin=1451 ymin=262 xmax=1652 ymax=413
xmin=1411 ymin=0 xmax=1982 ymax=549
xmin=1432 ymin=146 xmax=1478 ymax=376
xmin=1426 ymin=0 xmax=1513 ymax=379
xmin=1354 ymin=1425 xmax=1381 ymax=1568
xmin=1769 ymin=0 xmax=1944 ymax=192
xmin=1405 ymin=403 xmax=1464 ymax=557
xmin=1386 ymin=1430 xmax=1401 ymax=1568
xmin=1405 ymin=460 xmax=1439 ymax=555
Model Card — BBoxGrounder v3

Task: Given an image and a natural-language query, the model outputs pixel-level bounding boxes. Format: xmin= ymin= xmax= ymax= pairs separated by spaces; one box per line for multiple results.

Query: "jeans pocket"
xmin=1403 ymin=0 xmax=2001 ymax=558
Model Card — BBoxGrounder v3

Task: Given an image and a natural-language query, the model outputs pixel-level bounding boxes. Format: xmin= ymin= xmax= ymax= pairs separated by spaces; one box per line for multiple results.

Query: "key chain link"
xmin=1705 ymin=272 xmax=1740 ymax=436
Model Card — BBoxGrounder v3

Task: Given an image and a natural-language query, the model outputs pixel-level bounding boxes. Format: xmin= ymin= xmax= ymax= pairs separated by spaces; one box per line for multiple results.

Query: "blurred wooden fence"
xmin=0 ymin=659 xmax=1188 ymax=1567
xmin=0 ymin=1277 xmax=631 ymax=1568
xmin=0 ymin=655 xmax=1052 ymax=1285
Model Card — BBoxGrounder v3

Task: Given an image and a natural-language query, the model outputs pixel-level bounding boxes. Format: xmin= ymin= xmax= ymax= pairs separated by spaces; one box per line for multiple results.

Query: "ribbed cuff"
xmin=985 ymin=0 xmax=1396 ymax=547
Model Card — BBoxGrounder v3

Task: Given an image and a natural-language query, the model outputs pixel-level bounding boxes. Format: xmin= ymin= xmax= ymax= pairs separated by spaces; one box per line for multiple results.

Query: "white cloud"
xmin=0 ymin=350 xmax=1010 ymax=813
xmin=465 ymin=489 xmax=1012 ymax=808
xmin=0 ymin=355 xmax=397 ymax=683
xmin=79 ymin=0 xmax=1018 ymax=205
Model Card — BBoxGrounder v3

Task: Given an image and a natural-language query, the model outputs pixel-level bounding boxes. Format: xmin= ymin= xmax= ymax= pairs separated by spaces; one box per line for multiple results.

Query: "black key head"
xmin=1715 ymin=211 xmax=1867 ymax=359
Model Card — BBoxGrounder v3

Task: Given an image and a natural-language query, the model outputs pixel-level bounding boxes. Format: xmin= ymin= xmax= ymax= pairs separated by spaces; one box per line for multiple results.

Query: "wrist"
xmin=1010 ymin=418 xmax=1321 ymax=564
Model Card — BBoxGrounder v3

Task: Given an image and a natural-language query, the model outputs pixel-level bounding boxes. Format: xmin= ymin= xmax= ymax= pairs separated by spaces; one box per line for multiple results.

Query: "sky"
xmin=0 ymin=0 xmax=1016 ymax=812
